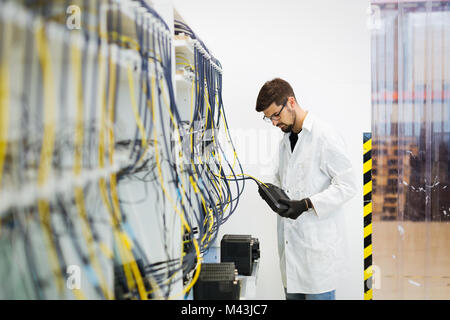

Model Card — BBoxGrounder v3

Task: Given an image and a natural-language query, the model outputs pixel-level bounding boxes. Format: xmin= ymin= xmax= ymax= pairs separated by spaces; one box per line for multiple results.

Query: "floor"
xmin=373 ymin=221 xmax=450 ymax=300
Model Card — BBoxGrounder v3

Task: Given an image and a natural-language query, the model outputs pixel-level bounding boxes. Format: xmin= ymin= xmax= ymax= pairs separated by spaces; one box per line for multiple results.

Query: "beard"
xmin=278 ymin=110 xmax=295 ymax=133
xmin=279 ymin=124 xmax=293 ymax=133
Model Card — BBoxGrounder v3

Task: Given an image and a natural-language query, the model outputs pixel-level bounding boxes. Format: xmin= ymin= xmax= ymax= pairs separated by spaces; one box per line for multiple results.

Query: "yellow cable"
xmin=71 ymin=38 xmax=112 ymax=300
xmin=203 ymin=89 xmax=226 ymax=211
xmin=208 ymin=97 xmax=266 ymax=191
xmin=152 ymin=77 xmax=190 ymax=228
xmin=0 ymin=34 xmax=9 ymax=192
xmin=35 ymin=24 xmax=66 ymax=297
xmin=161 ymin=72 xmax=228 ymax=289
xmin=98 ymin=30 xmax=140 ymax=52
xmin=175 ymin=54 xmax=193 ymax=66
xmin=127 ymin=64 xmax=147 ymax=149
xmin=0 ymin=25 xmax=10 ymax=236
xmin=219 ymin=109 xmax=238 ymax=170
xmin=160 ymin=59 xmax=241 ymax=293
xmin=201 ymin=208 xmax=214 ymax=245
xmin=96 ymin=30 xmax=163 ymax=63
xmin=158 ymin=78 xmax=211 ymax=233
xmin=169 ymin=75 xmax=220 ymax=249
xmin=176 ymin=62 xmax=194 ymax=70
xmin=106 ymin=51 xmax=148 ymax=300
xmin=149 ymin=75 xmax=201 ymax=300
xmin=193 ymin=76 xmax=239 ymax=248
xmin=202 ymin=103 xmax=240 ymax=247
xmin=36 ymin=29 xmax=56 ymax=187
xmin=190 ymin=77 xmax=194 ymax=121
xmin=157 ymin=78 xmax=190 ymax=202
xmin=71 ymin=288 xmax=86 ymax=300
xmin=215 ymin=172 xmax=267 ymax=188
xmin=97 ymin=47 xmax=136 ymax=298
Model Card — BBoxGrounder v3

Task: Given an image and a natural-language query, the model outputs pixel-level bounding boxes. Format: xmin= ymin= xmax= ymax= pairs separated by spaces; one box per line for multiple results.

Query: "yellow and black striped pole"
xmin=363 ymin=132 xmax=373 ymax=300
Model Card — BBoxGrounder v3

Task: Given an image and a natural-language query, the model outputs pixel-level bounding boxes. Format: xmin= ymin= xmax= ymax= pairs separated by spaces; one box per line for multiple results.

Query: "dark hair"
xmin=255 ymin=78 xmax=296 ymax=112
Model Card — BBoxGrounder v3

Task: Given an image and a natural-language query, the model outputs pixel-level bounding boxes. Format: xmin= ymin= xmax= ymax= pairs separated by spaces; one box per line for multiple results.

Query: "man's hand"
xmin=278 ymin=198 xmax=311 ymax=220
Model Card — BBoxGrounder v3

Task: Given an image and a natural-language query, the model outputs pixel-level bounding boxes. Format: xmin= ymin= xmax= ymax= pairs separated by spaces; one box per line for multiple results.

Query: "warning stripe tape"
xmin=363 ymin=132 xmax=373 ymax=300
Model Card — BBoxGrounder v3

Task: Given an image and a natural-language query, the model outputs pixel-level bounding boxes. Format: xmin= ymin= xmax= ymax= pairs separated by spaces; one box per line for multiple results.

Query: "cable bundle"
xmin=173 ymin=19 xmax=268 ymax=297
xmin=0 ymin=0 xmax=258 ymax=300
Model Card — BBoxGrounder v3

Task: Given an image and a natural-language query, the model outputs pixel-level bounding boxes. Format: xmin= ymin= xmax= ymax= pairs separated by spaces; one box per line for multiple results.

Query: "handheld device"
xmin=257 ymin=182 xmax=290 ymax=214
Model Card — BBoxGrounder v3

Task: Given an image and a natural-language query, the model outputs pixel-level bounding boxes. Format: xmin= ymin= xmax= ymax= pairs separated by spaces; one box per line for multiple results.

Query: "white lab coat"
xmin=270 ymin=112 xmax=357 ymax=294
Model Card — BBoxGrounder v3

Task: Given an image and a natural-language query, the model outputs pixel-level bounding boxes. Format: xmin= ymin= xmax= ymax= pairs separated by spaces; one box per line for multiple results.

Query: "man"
xmin=256 ymin=78 xmax=357 ymax=300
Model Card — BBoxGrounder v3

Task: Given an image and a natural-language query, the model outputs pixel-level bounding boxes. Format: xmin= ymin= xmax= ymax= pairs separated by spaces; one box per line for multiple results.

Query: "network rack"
xmin=0 ymin=0 xmax=247 ymax=300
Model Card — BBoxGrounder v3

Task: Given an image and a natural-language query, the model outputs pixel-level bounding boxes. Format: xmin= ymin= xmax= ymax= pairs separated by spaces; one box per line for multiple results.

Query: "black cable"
xmin=12 ymin=207 xmax=46 ymax=299
xmin=56 ymin=196 xmax=106 ymax=299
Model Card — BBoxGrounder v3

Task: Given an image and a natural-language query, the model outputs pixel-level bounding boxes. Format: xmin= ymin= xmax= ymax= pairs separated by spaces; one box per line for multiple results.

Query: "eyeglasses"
xmin=263 ymin=100 xmax=287 ymax=123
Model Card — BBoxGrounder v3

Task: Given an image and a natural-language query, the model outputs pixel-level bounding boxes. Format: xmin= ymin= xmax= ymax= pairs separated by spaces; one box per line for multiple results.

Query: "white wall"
xmin=174 ymin=0 xmax=371 ymax=300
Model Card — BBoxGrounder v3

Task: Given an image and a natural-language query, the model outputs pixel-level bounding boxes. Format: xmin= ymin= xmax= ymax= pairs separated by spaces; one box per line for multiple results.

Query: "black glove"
xmin=278 ymin=198 xmax=312 ymax=220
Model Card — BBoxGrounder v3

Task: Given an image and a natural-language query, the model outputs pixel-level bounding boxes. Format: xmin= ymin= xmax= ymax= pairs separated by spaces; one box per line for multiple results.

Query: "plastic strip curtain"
xmin=370 ymin=0 xmax=450 ymax=299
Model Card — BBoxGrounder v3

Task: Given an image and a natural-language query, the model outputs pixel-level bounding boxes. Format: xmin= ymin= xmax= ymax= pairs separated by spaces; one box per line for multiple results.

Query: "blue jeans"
xmin=284 ymin=288 xmax=336 ymax=300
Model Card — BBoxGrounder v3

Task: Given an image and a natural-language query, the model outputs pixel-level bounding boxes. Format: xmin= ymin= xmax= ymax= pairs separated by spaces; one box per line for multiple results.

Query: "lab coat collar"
xmin=301 ymin=111 xmax=313 ymax=132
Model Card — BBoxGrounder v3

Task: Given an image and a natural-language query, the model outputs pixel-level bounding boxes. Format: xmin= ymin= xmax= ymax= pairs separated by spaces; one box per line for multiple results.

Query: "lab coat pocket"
xmin=306 ymin=220 xmax=337 ymax=272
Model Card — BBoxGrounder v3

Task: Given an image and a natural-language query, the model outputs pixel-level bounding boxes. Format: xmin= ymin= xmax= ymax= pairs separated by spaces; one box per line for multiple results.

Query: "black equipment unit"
xmin=193 ymin=262 xmax=240 ymax=300
xmin=220 ymin=234 xmax=260 ymax=276
xmin=258 ymin=183 xmax=290 ymax=214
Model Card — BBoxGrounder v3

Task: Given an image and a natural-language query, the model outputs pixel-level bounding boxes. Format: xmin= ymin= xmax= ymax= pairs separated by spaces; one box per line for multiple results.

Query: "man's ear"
xmin=288 ymin=96 xmax=296 ymax=109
